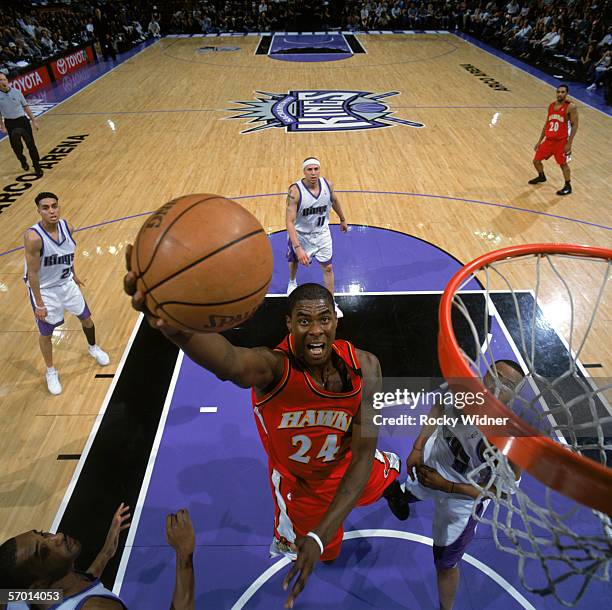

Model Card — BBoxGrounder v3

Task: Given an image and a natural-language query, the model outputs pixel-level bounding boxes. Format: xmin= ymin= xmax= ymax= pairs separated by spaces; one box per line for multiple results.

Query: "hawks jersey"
xmin=544 ymin=100 xmax=570 ymax=140
xmin=293 ymin=177 xmax=332 ymax=234
xmin=23 ymin=219 xmax=75 ymax=289
xmin=252 ymin=335 xmax=362 ymax=487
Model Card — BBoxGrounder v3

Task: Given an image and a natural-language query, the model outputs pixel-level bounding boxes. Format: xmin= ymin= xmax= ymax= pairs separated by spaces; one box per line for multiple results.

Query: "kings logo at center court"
xmin=228 ymin=90 xmax=425 ymax=133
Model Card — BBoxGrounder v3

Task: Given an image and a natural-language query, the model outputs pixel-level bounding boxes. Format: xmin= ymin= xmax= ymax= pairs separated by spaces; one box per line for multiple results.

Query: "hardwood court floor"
xmin=0 ymin=34 xmax=610 ymax=542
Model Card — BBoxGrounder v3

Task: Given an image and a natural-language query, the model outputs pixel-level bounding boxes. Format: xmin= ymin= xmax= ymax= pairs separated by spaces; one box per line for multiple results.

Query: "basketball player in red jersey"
xmin=123 ymin=258 xmax=409 ymax=609
xmin=529 ymin=84 xmax=579 ymax=196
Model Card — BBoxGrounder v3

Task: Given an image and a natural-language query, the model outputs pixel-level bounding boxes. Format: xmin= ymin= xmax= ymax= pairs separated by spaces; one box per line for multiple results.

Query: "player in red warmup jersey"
xmin=529 ymin=84 xmax=579 ymax=196
xmin=124 ymin=261 xmax=409 ymax=609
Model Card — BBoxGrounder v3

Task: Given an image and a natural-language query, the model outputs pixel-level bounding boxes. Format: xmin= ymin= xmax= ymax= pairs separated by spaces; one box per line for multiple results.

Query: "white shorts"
xmin=28 ymin=279 xmax=91 ymax=335
xmin=288 ymin=227 xmax=333 ymax=264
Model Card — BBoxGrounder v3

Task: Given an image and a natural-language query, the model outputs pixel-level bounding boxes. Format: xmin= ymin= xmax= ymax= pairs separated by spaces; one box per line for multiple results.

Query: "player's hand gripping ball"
xmin=130 ymin=194 xmax=273 ymax=332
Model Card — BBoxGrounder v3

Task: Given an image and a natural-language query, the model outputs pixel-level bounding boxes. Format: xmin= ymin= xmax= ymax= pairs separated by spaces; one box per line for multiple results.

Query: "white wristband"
xmin=34 ymin=304 xmax=46 ymax=310
xmin=306 ymin=531 xmax=324 ymax=554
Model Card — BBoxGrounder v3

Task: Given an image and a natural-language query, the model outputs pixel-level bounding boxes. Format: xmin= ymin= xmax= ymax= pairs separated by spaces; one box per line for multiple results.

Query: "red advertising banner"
xmin=50 ymin=45 xmax=94 ymax=80
xmin=10 ymin=66 xmax=51 ymax=96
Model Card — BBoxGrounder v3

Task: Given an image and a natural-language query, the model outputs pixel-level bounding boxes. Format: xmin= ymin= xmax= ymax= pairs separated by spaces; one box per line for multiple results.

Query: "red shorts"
xmin=534 ymin=138 xmax=568 ymax=165
xmin=269 ymin=449 xmax=400 ymax=561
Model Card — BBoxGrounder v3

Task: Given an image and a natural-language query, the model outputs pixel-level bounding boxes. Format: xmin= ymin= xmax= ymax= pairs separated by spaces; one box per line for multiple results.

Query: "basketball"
xmin=131 ymin=194 xmax=273 ymax=333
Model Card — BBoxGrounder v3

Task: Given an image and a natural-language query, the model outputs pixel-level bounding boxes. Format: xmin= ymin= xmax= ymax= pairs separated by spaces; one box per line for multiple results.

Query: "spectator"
xmin=148 ymin=18 xmax=161 ymax=38
xmin=587 ymin=49 xmax=612 ymax=90
xmin=93 ymin=7 xmax=117 ymax=61
xmin=598 ymin=26 xmax=612 ymax=49
xmin=579 ymin=41 xmax=600 ymax=81
xmin=506 ymin=0 xmax=520 ymax=18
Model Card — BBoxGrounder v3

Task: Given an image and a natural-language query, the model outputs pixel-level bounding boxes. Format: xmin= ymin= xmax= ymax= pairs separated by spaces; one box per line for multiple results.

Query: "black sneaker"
xmin=20 ymin=159 xmax=29 ymax=171
xmin=556 ymin=184 xmax=572 ymax=196
xmin=383 ymin=480 xmax=410 ymax=521
xmin=33 ymin=165 xmax=43 ymax=176
xmin=528 ymin=174 xmax=546 ymax=184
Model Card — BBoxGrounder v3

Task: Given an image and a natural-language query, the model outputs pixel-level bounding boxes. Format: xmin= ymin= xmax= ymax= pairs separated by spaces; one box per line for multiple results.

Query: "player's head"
xmin=0 ymin=72 xmax=9 ymax=92
xmin=0 ymin=530 xmax=80 ymax=589
xmin=556 ymin=84 xmax=569 ymax=102
xmin=302 ymin=157 xmax=320 ymax=184
xmin=35 ymin=192 xmax=60 ymax=224
xmin=287 ymin=283 xmax=337 ymax=367
xmin=484 ymin=360 xmax=525 ymax=404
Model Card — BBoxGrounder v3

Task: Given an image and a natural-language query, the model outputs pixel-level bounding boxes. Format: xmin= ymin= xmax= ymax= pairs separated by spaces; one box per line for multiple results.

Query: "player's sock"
xmin=383 ymin=480 xmax=411 ymax=520
xmin=528 ymin=172 xmax=546 ymax=184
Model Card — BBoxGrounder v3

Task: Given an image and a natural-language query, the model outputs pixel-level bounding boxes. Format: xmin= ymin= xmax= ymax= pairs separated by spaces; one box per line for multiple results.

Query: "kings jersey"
xmin=545 ymin=100 xmax=570 ymax=140
xmin=252 ymin=335 xmax=362 ymax=487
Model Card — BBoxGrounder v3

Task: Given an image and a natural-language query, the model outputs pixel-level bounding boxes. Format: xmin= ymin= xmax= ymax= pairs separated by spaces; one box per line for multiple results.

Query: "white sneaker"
xmin=287 ymin=279 xmax=298 ymax=295
xmin=46 ymin=369 xmax=62 ymax=395
xmin=586 ymin=83 xmax=597 ymax=91
xmin=88 ymin=345 xmax=110 ymax=366
xmin=335 ymin=302 xmax=344 ymax=318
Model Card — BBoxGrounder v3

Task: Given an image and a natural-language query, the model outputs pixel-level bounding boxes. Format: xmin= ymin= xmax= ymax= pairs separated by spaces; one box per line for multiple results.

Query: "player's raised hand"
xmin=282 ymin=536 xmax=321 ymax=608
xmin=101 ymin=503 xmax=131 ymax=559
xmin=166 ymin=508 xmax=195 ymax=556
xmin=123 ymin=244 xmax=189 ymax=339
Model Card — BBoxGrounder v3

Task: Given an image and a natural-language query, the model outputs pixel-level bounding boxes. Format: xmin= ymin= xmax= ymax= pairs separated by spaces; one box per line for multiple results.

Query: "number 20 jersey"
xmin=23 ymin=219 xmax=75 ymax=289
xmin=544 ymin=100 xmax=570 ymax=140
xmin=251 ymin=335 xmax=363 ymax=488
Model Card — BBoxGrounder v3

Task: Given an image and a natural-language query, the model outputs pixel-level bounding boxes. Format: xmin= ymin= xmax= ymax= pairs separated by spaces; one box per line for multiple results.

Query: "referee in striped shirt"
xmin=0 ymin=72 xmax=43 ymax=175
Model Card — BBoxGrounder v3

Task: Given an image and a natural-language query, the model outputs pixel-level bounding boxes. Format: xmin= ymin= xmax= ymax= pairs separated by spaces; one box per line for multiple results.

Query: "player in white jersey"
xmin=402 ymin=361 xmax=524 ymax=610
xmin=23 ymin=192 xmax=109 ymax=395
xmin=286 ymin=157 xmax=348 ymax=318
xmin=0 ymin=506 xmax=196 ymax=610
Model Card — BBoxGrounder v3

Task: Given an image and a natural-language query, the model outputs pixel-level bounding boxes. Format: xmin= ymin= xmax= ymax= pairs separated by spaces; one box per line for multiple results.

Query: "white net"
xmin=442 ymin=249 xmax=612 ymax=606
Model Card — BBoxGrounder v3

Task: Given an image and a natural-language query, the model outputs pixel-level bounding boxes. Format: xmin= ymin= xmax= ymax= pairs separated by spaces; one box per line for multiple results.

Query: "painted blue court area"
xmin=110 ymin=229 xmax=611 ymax=609
xmin=268 ymin=33 xmax=354 ymax=62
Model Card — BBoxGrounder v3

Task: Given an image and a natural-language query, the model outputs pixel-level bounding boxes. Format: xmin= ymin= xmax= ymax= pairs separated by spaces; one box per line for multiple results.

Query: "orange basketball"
xmin=131 ymin=194 xmax=273 ymax=333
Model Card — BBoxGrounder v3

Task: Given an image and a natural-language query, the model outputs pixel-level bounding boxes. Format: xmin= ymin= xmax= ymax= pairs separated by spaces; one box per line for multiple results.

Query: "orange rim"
xmin=438 ymin=243 xmax=612 ymax=515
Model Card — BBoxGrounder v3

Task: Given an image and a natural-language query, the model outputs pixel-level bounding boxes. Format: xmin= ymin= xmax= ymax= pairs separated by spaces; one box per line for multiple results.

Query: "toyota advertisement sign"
xmin=50 ymin=45 xmax=95 ymax=80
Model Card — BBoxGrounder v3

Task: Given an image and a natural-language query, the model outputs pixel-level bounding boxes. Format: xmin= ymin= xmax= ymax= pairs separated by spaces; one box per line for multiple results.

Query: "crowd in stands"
xmin=2 ymin=1 xmax=610 ymax=100
xmin=0 ymin=1 xmax=161 ymax=75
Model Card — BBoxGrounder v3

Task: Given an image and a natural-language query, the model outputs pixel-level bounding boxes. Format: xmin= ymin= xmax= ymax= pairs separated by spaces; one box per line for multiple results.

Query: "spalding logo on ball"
xmin=131 ymin=194 xmax=273 ymax=332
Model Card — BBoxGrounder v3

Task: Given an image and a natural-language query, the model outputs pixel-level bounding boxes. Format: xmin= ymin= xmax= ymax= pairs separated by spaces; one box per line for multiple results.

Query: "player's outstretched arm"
xmin=282 ymin=350 xmax=381 ymax=609
xmin=87 ymin=503 xmax=131 ymax=578
xmin=123 ymin=245 xmax=284 ymax=390
xmin=166 ymin=509 xmax=196 ymax=610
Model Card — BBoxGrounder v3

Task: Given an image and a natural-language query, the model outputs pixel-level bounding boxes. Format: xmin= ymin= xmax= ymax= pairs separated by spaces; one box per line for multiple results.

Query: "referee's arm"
xmin=19 ymin=90 xmax=38 ymax=129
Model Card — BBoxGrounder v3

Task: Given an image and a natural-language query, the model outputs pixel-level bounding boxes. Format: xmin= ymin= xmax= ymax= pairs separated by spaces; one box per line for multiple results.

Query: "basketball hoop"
xmin=438 ymin=243 xmax=612 ymax=606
